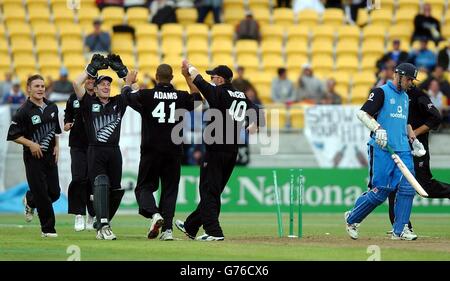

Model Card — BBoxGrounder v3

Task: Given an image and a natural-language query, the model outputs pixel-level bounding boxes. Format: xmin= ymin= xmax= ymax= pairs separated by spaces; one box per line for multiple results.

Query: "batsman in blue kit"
xmin=345 ymin=63 xmax=426 ymax=241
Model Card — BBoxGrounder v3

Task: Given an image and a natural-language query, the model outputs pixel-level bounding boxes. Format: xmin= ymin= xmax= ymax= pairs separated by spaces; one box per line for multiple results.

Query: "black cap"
xmin=206 ymin=65 xmax=233 ymax=80
xmin=94 ymin=75 xmax=112 ymax=86
xmin=395 ymin=63 xmax=418 ymax=80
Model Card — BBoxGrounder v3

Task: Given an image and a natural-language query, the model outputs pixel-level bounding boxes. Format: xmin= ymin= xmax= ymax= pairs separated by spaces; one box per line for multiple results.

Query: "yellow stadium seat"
xmin=0 ymin=24 xmax=5 ymax=36
xmin=212 ymin=54 xmax=234 ymax=67
xmin=138 ymin=53 xmax=160 ymax=69
xmin=135 ymin=24 xmax=158 ymax=41
xmin=395 ymin=9 xmax=417 ymax=26
xmin=186 ymin=39 xmax=209 ymax=56
xmin=77 ymin=6 xmax=100 ymax=31
xmin=63 ymin=53 xmax=86 ymax=67
xmin=126 ymin=7 xmax=149 ymax=27
xmin=236 ymin=55 xmax=260 ymax=73
xmin=350 ymin=85 xmax=372 ymax=105
xmin=262 ymin=55 xmax=285 ymax=75
xmin=261 ymin=24 xmax=285 ymax=43
xmin=311 ymin=55 xmax=334 ymax=73
xmin=136 ymin=38 xmax=159 ymax=56
xmin=249 ymin=72 xmax=272 ymax=102
xmin=33 ymin=23 xmax=58 ymax=41
xmin=442 ymin=22 xmax=450 ymax=41
xmin=210 ymin=39 xmax=233 ymax=56
xmin=185 ymin=24 xmax=209 ymax=41
xmin=335 ymin=56 xmax=359 ymax=73
xmin=330 ymin=71 xmax=351 ymax=88
xmin=356 ymin=8 xmax=369 ymax=27
xmin=337 ymin=25 xmax=360 ymax=44
xmin=335 ymin=39 xmax=359 ymax=57
xmin=58 ymin=23 xmax=83 ymax=40
xmin=297 ymin=9 xmax=318 ymax=28
xmin=286 ymin=54 xmax=308 ymax=74
xmin=186 ymin=54 xmax=210 ymax=72
xmin=7 ymin=23 xmax=32 ymax=41
xmin=370 ymin=9 xmax=393 ymax=28
xmin=273 ymin=8 xmax=296 ymax=27
xmin=101 ymin=7 xmax=125 ymax=26
xmin=352 ymin=71 xmax=376 ymax=88
xmin=387 ymin=24 xmax=413 ymax=45
xmin=311 ymin=40 xmax=333 ymax=56
xmin=322 ymin=8 xmax=344 ymax=26
xmin=378 ymin=0 xmax=394 ymax=11
xmin=359 ymin=55 xmax=378 ymax=72
xmin=161 ymin=38 xmax=184 ymax=56
xmin=248 ymin=0 xmax=270 ymax=11
xmin=362 ymin=25 xmax=387 ymax=42
xmin=28 ymin=7 xmax=51 ymax=25
xmin=0 ymin=53 xmax=12 ymax=72
xmin=53 ymin=7 xmax=76 ymax=26
xmin=161 ymin=24 xmax=184 ymax=40
xmin=161 ymin=54 xmax=183 ymax=68
xmin=61 ymin=37 xmax=84 ymax=55
xmin=223 ymin=8 xmax=245 ymax=26
xmin=285 ymin=39 xmax=308 ymax=56
xmin=361 ymin=41 xmax=385 ymax=57
xmin=0 ymin=38 xmax=8 ymax=56
xmin=112 ymin=34 xmax=134 ymax=55
xmin=14 ymin=53 xmax=36 ymax=69
xmin=10 ymin=38 xmax=33 ymax=55
xmin=27 ymin=0 xmax=49 ymax=10
xmin=38 ymin=53 xmax=61 ymax=68
xmin=235 ymin=40 xmax=259 ymax=56
xmin=176 ymin=8 xmax=198 ymax=26
xmin=397 ymin=0 xmax=420 ymax=13
xmin=286 ymin=25 xmax=310 ymax=42
xmin=290 ymin=107 xmax=304 ymax=129
xmin=266 ymin=106 xmax=287 ymax=129
xmin=36 ymin=38 xmax=59 ymax=55
xmin=211 ymin=24 xmax=234 ymax=41
xmin=261 ymin=40 xmax=283 ymax=56
xmin=252 ymin=8 xmax=271 ymax=26
xmin=310 ymin=25 xmax=336 ymax=44
xmin=3 ymin=4 xmax=26 ymax=25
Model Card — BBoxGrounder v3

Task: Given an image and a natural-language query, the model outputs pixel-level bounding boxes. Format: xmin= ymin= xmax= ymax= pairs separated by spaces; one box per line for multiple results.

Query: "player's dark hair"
xmin=156 ymin=64 xmax=173 ymax=83
xmin=27 ymin=74 xmax=44 ymax=87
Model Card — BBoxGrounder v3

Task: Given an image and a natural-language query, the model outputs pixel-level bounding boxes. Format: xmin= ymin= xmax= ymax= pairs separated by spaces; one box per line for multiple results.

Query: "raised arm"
xmin=73 ymin=71 xmax=89 ymax=101
xmin=74 ymin=54 xmax=109 ymax=100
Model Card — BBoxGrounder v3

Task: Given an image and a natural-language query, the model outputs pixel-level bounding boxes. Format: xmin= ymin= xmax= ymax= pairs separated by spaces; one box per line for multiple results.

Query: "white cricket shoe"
xmin=391 ymin=225 xmax=418 ymax=241
xmin=345 ymin=211 xmax=359 ymax=240
xmin=96 ymin=225 xmax=117 ymax=240
xmin=147 ymin=213 xmax=164 ymax=239
xmin=23 ymin=196 xmax=34 ymax=223
xmin=160 ymin=229 xmax=174 ymax=241
xmin=41 ymin=232 xmax=58 ymax=238
xmin=175 ymin=219 xmax=195 ymax=240
xmin=86 ymin=215 xmax=95 ymax=231
xmin=196 ymin=233 xmax=224 ymax=241
xmin=74 ymin=215 xmax=85 ymax=232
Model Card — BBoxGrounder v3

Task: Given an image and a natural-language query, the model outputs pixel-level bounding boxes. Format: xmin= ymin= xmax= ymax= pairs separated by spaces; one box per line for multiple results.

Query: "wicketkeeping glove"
xmin=411 ymin=138 xmax=426 ymax=157
xmin=375 ymin=128 xmax=387 ymax=148
xmin=107 ymin=53 xmax=128 ymax=78
xmin=86 ymin=54 xmax=108 ymax=78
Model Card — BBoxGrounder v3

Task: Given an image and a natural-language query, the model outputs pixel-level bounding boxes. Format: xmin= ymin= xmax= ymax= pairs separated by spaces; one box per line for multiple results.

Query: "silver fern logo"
xmin=33 ymin=123 xmax=56 ymax=152
xmin=93 ymin=114 xmax=121 ymax=142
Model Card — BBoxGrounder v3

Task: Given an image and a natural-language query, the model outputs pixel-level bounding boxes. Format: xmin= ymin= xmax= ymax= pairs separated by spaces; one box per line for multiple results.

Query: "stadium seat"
xmin=161 ymin=38 xmax=184 ymax=57
xmin=252 ymin=8 xmax=271 ymax=26
xmin=13 ymin=53 xmax=36 ymax=70
xmin=262 ymin=54 xmax=285 ymax=75
xmin=359 ymin=55 xmax=378 ymax=72
xmin=248 ymin=0 xmax=270 ymax=11
xmin=211 ymin=39 xmax=233 ymax=56
xmin=101 ymin=7 xmax=125 ymax=26
xmin=161 ymin=24 xmax=184 ymax=41
xmin=266 ymin=105 xmax=287 ymax=129
xmin=335 ymin=39 xmax=359 ymax=57
xmin=135 ymin=24 xmax=158 ymax=41
xmin=236 ymin=55 xmax=260 ymax=73
xmin=361 ymin=40 xmax=385 ymax=58
xmin=285 ymin=39 xmax=308 ymax=57
xmin=322 ymin=8 xmax=344 ymax=26
xmin=352 ymin=71 xmax=376 ymax=89
xmin=126 ymin=7 xmax=149 ymax=27
xmin=223 ymin=8 xmax=246 ymax=26
xmin=261 ymin=41 xmax=283 ymax=56
xmin=223 ymin=0 xmax=245 ymax=11
xmin=286 ymin=54 xmax=308 ymax=74
xmin=442 ymin=22 xmax=450 ymax=40
xmin=61 ymin=37 xmax=84 ymax=55
xmin=395 ymin=9 xmax=417 ymax=26
xmin=211 ymin=24 xmax=234 ymax=41
xmin=53 ymin=7 xmax=76 ymax=26
xmin=297 ymin=9 xmax=318 ymax=28
xmin=176 ymin=8 xmax=198 ymax=26
xmin=273 ymin=8 xmax=296 ymax=27
xmin=10 ymin=38 xmax=34 ymax=56
xmin=36 ymin=38 xmax=59 ymax=56
xmin=356 ymin=8 xmax=369 ymax=26
xmin=261 ymin=24 xmax=285 ymax=44
xmin=290 ymin=107 xmax=305 ymax=129
xmin=77 ymin=6 xmax=100 ymax=32
xmin=29 ymin=7 xmax=52 ymax=25
xmin=362 ymin=25 xmax=387 ymax=43
xmin=26 ymin=0 xmax=49 ymax=10
xmin=185 ymin=24 xmax=209 ymax=42
xmin=350 ymin=85 xmax=372 ymax=105
xmin=311 ymin=40 xmax=334 ymax=56
xmin=330 ymin=71 xmax=352 ymax=89
xmin=39 ymin=54 xmax=61 ymax=79
xmin=186 ymin=38 xmax=209 ymax=56
xmin=370 ymin=9 xmax=393 ymax=28
xmin=397 ymin=0 xmax=420 ymax=13
xmin=0 ymin=53 xmax=12 ymax=74
xmin=112 ymin=34 xmax=134 ymax=55
xmin=2 ymin=4 xmax=26 ymax=26
xmin=0 ymin=37 xmax=8 ymax=56
xmin=33 ymin=23 xmax=58 ymax=42
xmin=387 ymin=24 xmax=413 ymax=45
xmin=136 ymin=38 xmax=159 ymax=56
xmin=336 ymin=25 xmax=360 ymax=45
xmin=310 ymin=25 xmax=336 ymax=45
xmin=7 ymin=23 xmax=32 ymax=41
xmin=286 ymin=25 xmax=310 ymax=41
xmin=311 ymin=55 xmax=334 ymax=74
xmin=378 ymin=0 xmax=394 ymax=11
xmin=235 ymin=40 xmax=259 ymax=56
xmin=211 ymin=54 xmax=234 ymax=68
xmin=335 ymin=55 xmax=359 ymax=73
xmin=58 ymin=23 xmax=83 ymax=41
xmin=250 ymin=72 xmax=273 ymax=104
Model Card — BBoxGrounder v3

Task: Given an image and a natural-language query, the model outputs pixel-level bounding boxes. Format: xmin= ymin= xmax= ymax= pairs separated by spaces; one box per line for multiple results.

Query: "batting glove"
xmin=86 ymin=54 xmax=108 ymax=78
xmin=411 ymin=138 xmax=426 ymax=157
xmin=107 ymin=54 xmax=128 ymax=78
xmin=375 ymin=128 xmax=387 ymax=148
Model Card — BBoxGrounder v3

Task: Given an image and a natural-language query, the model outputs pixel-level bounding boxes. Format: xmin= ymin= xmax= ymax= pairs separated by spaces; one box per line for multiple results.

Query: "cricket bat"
xmin=386 ymin=145 xmax=429 ymax=197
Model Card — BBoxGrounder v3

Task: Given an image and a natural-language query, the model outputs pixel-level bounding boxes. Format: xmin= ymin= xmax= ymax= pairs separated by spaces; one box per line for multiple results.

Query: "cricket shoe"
xmin=96 ymin=225 xmax=117 ymax=240
xmin=41 ymin=232 xmax=58 ymax=238
xmin=74 ymin=215 xmax=85 ymax=232
xmin=86 ymin=215 xmax=95 ymax=231
xmin=23 ymin=196 xmax=35 ymax=223
xmin=160 ymin=229 xmax=174 ymax=241
xmin=147 ymin=213 xmax=164 ymax=239
xmin=196 ymin=233 xmax=224 ymax=241
xmin=345 ymin=211 xmax=359 ymax=240
xmin=175 ymin=219 xmax=195 ymax=240
xmin=391 ymin=225 xmax=418 ymax=241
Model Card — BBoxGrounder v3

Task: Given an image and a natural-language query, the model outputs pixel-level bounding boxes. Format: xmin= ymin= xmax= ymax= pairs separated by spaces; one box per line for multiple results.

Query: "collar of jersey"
xmin=27 ymin=97 xmax=52 ymax=108
xmin=386 ymin=80 xmax=404 ymax=94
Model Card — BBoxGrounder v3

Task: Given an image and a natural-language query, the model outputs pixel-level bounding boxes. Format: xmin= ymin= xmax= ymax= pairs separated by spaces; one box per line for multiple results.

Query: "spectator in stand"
xmin=320 ymin=78 xmax=342 ymax=104
xmin=49 ymin=67 xmax=75 ymax=102
xmin=408 ymin=38 xmax=436 ymax=73
xmin=84 ymin=19 xmax=111 ymax=53
xmin=277 ymin=0 xmax=292 ymax=8
xmin=342 ymin=0 xmax=365 ymax=24
xmin=437 ymin=40 xmax=450 ymax=71
xmin=2 ymin=78 xmax=26 ymax=105
xmin=325 ymin=0 xmax=342 ymax=9
xmin=235 ymin=10 xmax=261 ymax=42
xmin=44 ymin=76 xmax=54 ymax=98
xmin=0 ymin=72 xmax=13 ymax=100
xmin=196 ymin=0 xmax=223 ymax=24
xmin=150 ymin=0 xmax=177 ymax=27
xmin=293 ymin=0 xmax=325 ymax=14
xmin=271 ymin=67 xmax=296 ymax=104
xmin=232 ymin=66 xmax=252 ymax=93
xmin=411 ymin=3 xmax=442 ymax=46
xmin=418 ymin=66 xmax=450 ymax=102
xmin=376 ymin=39 xmax=409 ymax=72
xmin=246 ymin=85 xmax=262 ymax=106
xmin=96 ymin=0 xmax=124 ymax=9
xmin=374 ymin=60 xmax=395 ymax=88
xmin=296 ymin=63 xmax=326 ymax=103
xmin=427 ymin=79 xmax=445 ymax=113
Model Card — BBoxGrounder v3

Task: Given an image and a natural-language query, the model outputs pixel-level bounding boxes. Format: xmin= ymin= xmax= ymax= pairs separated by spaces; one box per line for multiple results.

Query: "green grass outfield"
xmin=1 ymin=213 xmax=450 ymax=261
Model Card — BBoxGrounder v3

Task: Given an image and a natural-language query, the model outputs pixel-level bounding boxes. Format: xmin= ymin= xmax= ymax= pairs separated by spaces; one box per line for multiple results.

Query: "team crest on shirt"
xmin=51 ymin=112 xmax=55 ymax=118
xmin=92 ymin=104 xmax=101 ymax=112
xmin=427 ymin=103 xmax=433 ymax=109
xmin=31 ymin=115 xmax=41 ymax=125
xmin=73 ymin=100 xmax=80 ymax=108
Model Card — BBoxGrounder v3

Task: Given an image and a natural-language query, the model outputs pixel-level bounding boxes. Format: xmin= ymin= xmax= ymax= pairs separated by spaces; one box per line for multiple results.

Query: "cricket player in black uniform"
xmin=122 ymin=65 xmax=202 ymax=240
xmin=73 ymin=53 xmax=139 ymax=240
xmin=175 ymin=61 xmax=263 ymax=241
xmin=65 ymin=74 xmax=96 ymax=232
xmin=7 ymin=75 xmax=62 ymax=237
xmin=387 ymin=85 xmax=450 ymax=233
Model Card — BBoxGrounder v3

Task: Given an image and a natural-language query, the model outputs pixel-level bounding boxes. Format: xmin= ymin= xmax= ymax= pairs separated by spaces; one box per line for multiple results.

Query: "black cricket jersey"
xmin=192 ymin=75 xmax=262 ymax=153
xmin=407 ymin=86 xmax=442 ymax=147
xmin=80 ymin=92 xmax=138 ymax=146
xmin=65 ymin=93 xmax=88 ymax=148
xmin=7 ymin=98 xmax=62 ymax=153
xmin=121 ymin=83 xmax=201 ymax=155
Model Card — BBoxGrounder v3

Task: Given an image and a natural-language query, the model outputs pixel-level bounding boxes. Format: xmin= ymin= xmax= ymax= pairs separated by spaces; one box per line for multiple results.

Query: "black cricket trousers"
xmin=23 ymin=151 xmax=60 ymax=233
xmin=184 ymin=150 xmax=238 ymax=238
xmin=135 ymin=148 xmax=181 ymax=231
xmin=68 ymin=147 xmax=95 ymax=216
